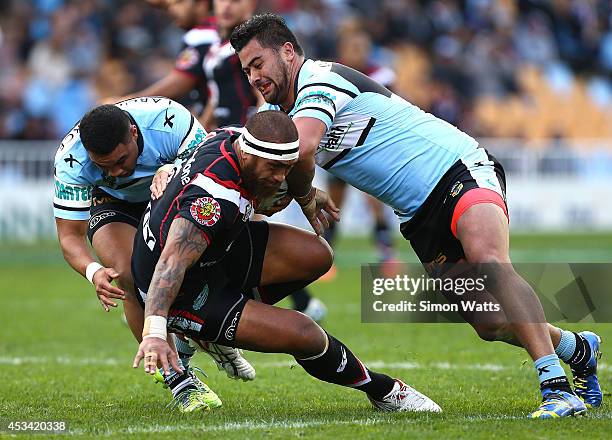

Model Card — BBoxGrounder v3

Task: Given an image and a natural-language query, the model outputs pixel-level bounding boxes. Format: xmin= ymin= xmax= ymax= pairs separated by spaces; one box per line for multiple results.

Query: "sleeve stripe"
xmin=179 ymin=114 xmax=196 ymax=150
xmin=53 ymin=203 xmax=90 ymax=212
xmin=297 ymin=82 xmax=357 ymax=99
xmin=296 ymin=94 xmax=337 ymax=112
xmin=293 ymin=106 xmax=334 ymax=123
xmin=190 ymin=174 xmax=248 ymax=213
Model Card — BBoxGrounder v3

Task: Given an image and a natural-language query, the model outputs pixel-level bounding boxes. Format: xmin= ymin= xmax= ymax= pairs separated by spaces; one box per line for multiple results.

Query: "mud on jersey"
xmin=260 ymin=59 xmax=481 ymax=223
xmin=132 ymin=127 xmax=254 ymax=297
xmin=53 ymin=97 xmax=208 ymax=221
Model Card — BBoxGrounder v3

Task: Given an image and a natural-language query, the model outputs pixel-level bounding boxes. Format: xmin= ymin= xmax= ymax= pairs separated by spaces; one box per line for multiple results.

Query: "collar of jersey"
xmin=123 ymin=110 xmax=144 ymax=156
xmin=284 ymin=59 xmax=311 ymax=114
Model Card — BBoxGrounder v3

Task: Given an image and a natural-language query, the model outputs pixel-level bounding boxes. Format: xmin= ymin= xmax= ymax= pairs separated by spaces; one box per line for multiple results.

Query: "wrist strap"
xmin=143 ymin=315 xmax=167 ymax=341
xmin=85 ymin=262 xmax=104 ymax=284
xmin=293 ymin=187 xmax=316 ymax=207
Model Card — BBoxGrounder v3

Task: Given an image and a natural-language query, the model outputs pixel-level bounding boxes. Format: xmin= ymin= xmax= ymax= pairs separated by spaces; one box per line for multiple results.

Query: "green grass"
xmin=1 ymin=233 xmax=611 ymax=438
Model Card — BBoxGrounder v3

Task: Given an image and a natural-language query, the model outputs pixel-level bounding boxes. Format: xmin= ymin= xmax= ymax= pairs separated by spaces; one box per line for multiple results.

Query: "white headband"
xmin=238 ymin=128 xmax=299 ymax=161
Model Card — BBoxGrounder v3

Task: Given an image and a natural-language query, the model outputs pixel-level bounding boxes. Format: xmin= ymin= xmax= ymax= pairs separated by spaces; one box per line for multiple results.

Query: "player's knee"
xmin=114 ymin=267 xmax=134 ymax=293
xmin=287 ymin=312 xmax=326 ymax=358
xmin=465 ymin=249 xmax=507 ymax=265
xmin=304 ymin=236 xmax=333 ymax=278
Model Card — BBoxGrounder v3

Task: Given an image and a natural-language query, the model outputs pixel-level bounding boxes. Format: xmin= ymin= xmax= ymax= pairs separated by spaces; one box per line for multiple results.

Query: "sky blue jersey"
xmin=53 ymin=97 xmax=207 ymax=221
xmin=260 ymin=59 xmax=482 ymax=222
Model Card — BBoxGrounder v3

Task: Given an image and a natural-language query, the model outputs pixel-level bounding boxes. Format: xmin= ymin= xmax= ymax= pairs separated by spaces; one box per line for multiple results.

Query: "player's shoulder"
xmin=182 ymin=26 xmax=219 ymax=48
xmin=54 ymin=123 xmax=90 ymax=182
xmin=366 ymin=63 xmax=396 ymax=88
xmin=299 ymin=60 xmax=359 ymax=95
xmin=114 ymin=96 xmax=177 ymax=115
xmin=116 ymin=97 xmax=192 ymax=132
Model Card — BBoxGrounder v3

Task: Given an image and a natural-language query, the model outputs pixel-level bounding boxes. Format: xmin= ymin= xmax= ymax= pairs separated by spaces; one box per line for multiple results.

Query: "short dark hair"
xmin=79 ymin=105 xmax=132 ymax=155
xmin=246 ymin=110 xmax=298 ymax=144
xmin=230 ymin=13 xmax=303 ymax=56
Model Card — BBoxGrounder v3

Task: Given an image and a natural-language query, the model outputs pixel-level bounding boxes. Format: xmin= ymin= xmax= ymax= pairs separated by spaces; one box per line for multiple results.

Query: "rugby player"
xmin=103 ymin=0 xmax=218 ymax=112
xmin=229 ymin=14 xmax=602 ymax=418
xmin=322 ymin=26 xmax=401 ymax=281
xmin=131 ymin=110 xmax=441 ymax=413
xmin=202 ymin=0 xmax=328 ymax=320
xmin=54 ymin=98 xmax=255 ymax=412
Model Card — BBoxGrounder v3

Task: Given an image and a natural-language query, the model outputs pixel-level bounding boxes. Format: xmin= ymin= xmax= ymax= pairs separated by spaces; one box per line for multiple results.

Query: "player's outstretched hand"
xmin=92 ymin=267 xmax=126 ymax=312
xmin=133 ymin=336 xmax=183 ymax=376
xmin=299 ymin=188 xmax=340 ymax=236
xmin=150 ymin=165 xmax=176 ymax=200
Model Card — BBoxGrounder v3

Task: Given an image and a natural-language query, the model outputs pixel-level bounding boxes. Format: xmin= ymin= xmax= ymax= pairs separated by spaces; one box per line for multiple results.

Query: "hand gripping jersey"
xmin=53 ymin=97 xmax=207 ymax=221
xmin=260 ymin=59 xmax=500 ymax=223
xmin=132 ymin=127 xmax=254 ymax=299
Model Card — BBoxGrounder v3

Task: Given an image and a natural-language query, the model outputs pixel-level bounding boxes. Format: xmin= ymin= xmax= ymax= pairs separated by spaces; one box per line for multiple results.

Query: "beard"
xmin=266 ymin=55 xmax=291 ymax=105
xmin=240 ymin=164 xmax=280 ymax=200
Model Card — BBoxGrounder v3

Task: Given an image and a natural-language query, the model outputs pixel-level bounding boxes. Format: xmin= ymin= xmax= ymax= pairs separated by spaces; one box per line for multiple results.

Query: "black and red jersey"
xmin=203 ymin=40 xmax=258 ymax=127
xmin=174 ymin=22 xmax=220 ymax=107
xmin=132 ymin=127 xmax=254 ymax=297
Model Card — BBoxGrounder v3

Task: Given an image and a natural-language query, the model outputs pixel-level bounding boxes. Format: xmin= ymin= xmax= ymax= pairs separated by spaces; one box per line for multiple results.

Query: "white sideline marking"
xmin=67 ymin=418 xmax=391 ymax=436
xmin=0 ymin=356 xmax=609 ymax=372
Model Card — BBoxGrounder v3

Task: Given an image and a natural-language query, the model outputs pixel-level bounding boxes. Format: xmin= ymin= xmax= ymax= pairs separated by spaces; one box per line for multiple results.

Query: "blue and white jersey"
xmin=53 ymin=97 xmax=207 ymax=221
xmin=260 ymin=59 xmax=487 ymax=222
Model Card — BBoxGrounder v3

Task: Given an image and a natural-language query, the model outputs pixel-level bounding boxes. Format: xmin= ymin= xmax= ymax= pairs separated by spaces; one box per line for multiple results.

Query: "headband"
xmin=238 ymin=128 xmax=299 ymax=161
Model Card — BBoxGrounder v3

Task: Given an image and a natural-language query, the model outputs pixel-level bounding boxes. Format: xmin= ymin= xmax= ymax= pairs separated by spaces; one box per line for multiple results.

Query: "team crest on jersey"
xmin=450 ymin=182 xmax=463 ymax=198
xmin=190 ymin=197 xmax=221 ymax=226
xmin=176 ymin=47 xmax=199 ymax=70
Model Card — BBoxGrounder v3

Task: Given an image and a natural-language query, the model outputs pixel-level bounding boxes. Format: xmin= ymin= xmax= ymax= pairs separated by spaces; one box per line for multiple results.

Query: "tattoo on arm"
xmin=144 ymin=217 xmax=209 ymax=317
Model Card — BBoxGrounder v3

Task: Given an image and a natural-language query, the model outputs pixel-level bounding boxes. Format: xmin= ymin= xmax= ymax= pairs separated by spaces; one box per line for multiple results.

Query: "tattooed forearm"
xmin=144 ymin=217 xmax=209 ymax=317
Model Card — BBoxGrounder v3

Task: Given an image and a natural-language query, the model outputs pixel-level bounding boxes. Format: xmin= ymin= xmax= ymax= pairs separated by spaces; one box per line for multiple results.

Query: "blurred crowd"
xmin=1 ymin=0 xmax=612 ymax=142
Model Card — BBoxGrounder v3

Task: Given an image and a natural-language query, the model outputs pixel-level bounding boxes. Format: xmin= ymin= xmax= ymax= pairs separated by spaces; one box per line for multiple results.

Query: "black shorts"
xmin=135 ymin=221 xmax=269 ymax=346
xmin=87 ymin=188 xmax=149 ymax=243
xmin=400 ymin=148 xmax=508 ymax=275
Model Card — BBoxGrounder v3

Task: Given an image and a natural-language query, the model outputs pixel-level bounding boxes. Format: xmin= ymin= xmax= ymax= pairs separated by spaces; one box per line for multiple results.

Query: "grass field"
xmin=1 ymin=234 xmax=611 ymax=438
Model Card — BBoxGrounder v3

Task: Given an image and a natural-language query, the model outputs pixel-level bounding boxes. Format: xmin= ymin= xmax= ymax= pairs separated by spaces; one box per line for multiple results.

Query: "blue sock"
xmin=555 ymin=330 xmax=577 ymax=363
xmin=534 ymin=354 xmax=570 ymax=393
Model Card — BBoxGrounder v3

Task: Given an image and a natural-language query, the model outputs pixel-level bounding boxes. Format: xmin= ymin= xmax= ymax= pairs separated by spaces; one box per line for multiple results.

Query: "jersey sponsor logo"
xmin=89 ymin=211 xmax=116 ymax=229
xmin=323 ymin=123 xmax=352 ymax=150
xmin=142 ymin=202 xmax=156 ymax=251
xmin=317 ymin=116 xmax=375 ymax=153
xmin=224 ymin=310 xmax=241 ymax=341
xmin=190 ymin=197 xmax=221 ymax=227
xmin=180 ymin=154 xmax=197 ymax=185
xmin=178 ymin=127 xmax=207 ymax=160
xmin=175 ymin=47 xmax=200 ymax=70
xmin=296 ymin=92 xmax=336 ymax=109
xmin=54 ymin=181 xmax=91 ymax=202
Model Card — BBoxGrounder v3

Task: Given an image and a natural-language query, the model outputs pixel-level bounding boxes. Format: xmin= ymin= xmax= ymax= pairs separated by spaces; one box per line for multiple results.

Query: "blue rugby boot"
xmin=529 ymin=389 xmax=587 ymax=419
xmin=570 ymin=331 xmax=603 ymax=408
